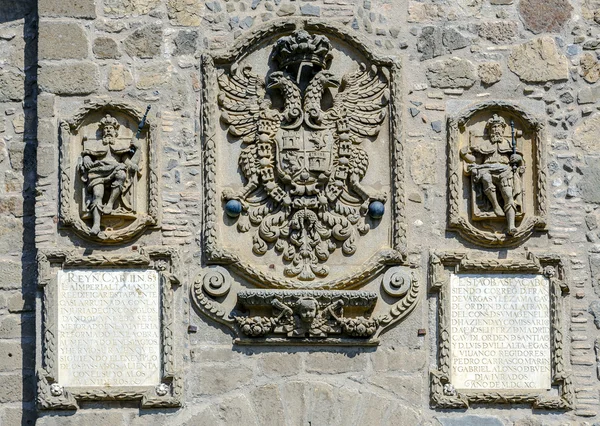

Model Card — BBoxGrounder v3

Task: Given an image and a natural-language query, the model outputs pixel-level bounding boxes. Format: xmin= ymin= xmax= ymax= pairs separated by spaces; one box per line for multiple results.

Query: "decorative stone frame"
xmin=36 ymin=247 xmax=181 ymax=409
xmin=59 ymin=100 xmax=159 ymax=243
xmin=201 ymin=17 xmax=406 ymax=290
xmin=447 ymin=101 xmax=547 ymax=247
xmin=429 ymin=251 xmax=573 ymax=410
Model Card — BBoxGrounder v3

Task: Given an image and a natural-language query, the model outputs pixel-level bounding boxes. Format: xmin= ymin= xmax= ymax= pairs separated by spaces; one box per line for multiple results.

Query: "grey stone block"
xmin=92 ymin=37 xmax=121 ymax=59
xmin=436 ymin=415 xmax=505 ymax=426
xmin=39 ymin=0 xmax=96 ymax=19
xmin=124 ymin=24 xmax=162 ymax=58
xmin=38 ymin=61 xmax=99 ymax=95
xmin=0 ymin=71 xmax=24 ymax=102
xmin=39 ymin=22 xmax=88 ymax=60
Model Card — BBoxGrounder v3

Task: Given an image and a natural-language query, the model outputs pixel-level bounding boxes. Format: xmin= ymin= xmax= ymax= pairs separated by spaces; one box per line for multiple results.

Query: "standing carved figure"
xmin=460 ymin=114 xmax=525 ymax=235
xmin=77 ymin=113 xmax=144 ymax=235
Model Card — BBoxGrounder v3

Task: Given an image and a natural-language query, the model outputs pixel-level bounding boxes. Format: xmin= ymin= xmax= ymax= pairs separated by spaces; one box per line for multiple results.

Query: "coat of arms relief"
xmin=195 ymin=20 xmax=418 ymax=344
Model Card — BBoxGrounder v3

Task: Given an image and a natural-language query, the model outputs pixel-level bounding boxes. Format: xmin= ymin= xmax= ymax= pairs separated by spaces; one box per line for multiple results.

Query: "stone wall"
xmin=0 ymin=0 xmax=598 ymax=424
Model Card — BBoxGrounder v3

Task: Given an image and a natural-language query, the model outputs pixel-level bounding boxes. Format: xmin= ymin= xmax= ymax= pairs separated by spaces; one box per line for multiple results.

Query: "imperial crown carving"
xmin=195 ymin=19 xmax=418 ymax=345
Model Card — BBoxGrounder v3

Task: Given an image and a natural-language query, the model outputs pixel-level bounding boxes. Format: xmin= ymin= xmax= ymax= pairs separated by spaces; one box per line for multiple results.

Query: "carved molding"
xmin=447 ymin=101 xmax=547 ymax=247
xmin=37 ymin=247 xmax=182 ymax=409
xmin=201 ymin=18 xmax=406 ymax=290
xmin=59 ymin=100 xmax=159 ymax=243
xmin=429 ymin=252 xmax=573 ymax=410
xmin=191 ymin=266 xmax=420 ymax=345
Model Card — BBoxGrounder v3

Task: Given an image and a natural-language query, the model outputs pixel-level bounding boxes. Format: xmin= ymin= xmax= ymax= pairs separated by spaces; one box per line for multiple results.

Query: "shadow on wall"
xmin=0 ymin=1 xmax=38 ymax=425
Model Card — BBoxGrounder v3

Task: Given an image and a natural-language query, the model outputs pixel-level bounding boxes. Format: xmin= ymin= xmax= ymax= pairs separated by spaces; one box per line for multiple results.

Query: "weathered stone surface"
xmin=0 ymin=341 xmax=32 ymax=371
xmin=508 ymin=37 xmax=569 ymax=82
xmin=167 ymin=0 xmax=203 ymax=26
xmin=0 ymin=260 xmax=21 ymax=289
xmin=305 ymin=351 xmax=368 ymax=374
xmin=411 ymin=144 xmax=438 ymax=184
xmin=257 ymin=352 xmax=302 ymax=377
xmin=39 ymin=22 xmax=88 ymax=60
xmin=39 ymin=0 xmax=96 ymax=18
xmin=123 ymin=24 xmax=162 ymax=58
xmin=436 ymin=415 xmax=504 ymax=426
xmin=518 ymin=0 xmax=572 ymax=34
xmin=251 ymin=384 xmax=286 ymax=426
xmin=37 ymin=412 xmax=127 ymax=426
xmin=190 ymin=364 xmax=254 ymax=396
xmin=426 ymin=57 xmax=477 ymax=88
xmin=590 ymin=300 xmax=600 ymax=329
xmin=38 ymin=61 xmax=99 ymax=95
xmin=478 ymin=21 xmax=518 ymax=44
xmin=0 ymin=373 xmax=34 ymax=403
xmin=182 ymin=406 xmax=221 ymax=426
xmin=0 ymin=71 xmax=24 ymax=102
xmin=174 ymin=30 xmax=199 ymax=55
xmin=579 ymin=86 xmax=600 ymax=104
xmin=579 ymin=162 xmax=600 ymax=204
xmin=574 ymin=114 xmax=600 ymax=154
xmin=580 ymin=53 xmax=600 ymax=84
xmin=478 ymin=62 xmax=503 ymax=85
xmin=417 ymin=26 xmax=469 ymax=60
xmin=135 ymin=62 xmax=172 ymax=89
xmin=92 ymin=37 xmax=121 ymax=59
xmin=107 ymin=64 xmax=131 ymax=91
xmin=0 ymin=407 xmax=36 ymax=426
xmin=37 ymin=145 xmax=55 ymax=178
xmin=215 ymin=395 xmax=258 ymax=426
xmin=104 ymin=0 xmax=160 ymax=16
xmin=408 ymin=3 xmax=445 ymax=22
xmin=276 ymin=4 xmax=296 ymax=16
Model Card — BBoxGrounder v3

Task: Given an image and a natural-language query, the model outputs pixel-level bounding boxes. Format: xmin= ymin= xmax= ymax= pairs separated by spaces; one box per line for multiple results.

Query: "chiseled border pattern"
xmin=59 ymin=100 xmax=159 ymax=244
xmin=447 ymin=101 xmax=547 ymax=247
xmin=37 ymin=247 xmax=182 ymax=409
xmin=429 ymin=252 xmax=573 ymax=410
xmin=201 ymin=17 xmax=406 ymax=290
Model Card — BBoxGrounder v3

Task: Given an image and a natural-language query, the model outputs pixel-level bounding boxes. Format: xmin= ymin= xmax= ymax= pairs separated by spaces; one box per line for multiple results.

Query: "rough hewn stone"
xmin=518 ymin=0 xmax=573 ymax=34
xmin=478 ymin=62 xmax=503 ymax=85
xmin=107 ymin=64 xmax=131 ymax=91
xmin=580 ymin=53 xmax=600 ymax=84
xmin=578 ymin=86 xmax=600 ymax=104
xmin=589 ymin=300 xmax=600 ymax=329
xmin=250 ymin=385 xmax=286 ymax=426
xmin=417 ymin=26 xmax=469 ymax=60
xmin=0 ymin=71 xmax=24 ymax=102
xmin=39 ymin=0 xmax=96 ymax=18
xmin=92 ymin=37 xmax=121 ymax=59
xmin=508 ymin=37 xmax=569 ymax=82
xmin=408 ymin=3 xmax=445 ymax=22
xmin=305 ymin=351 xmax=368 ymax=374
xmin=426 ymin=57 xmax=477 ymax=88
xmin=574 ymin=114 xmax=600 ymax=154
xmin=174 ymin=30 xmax=199 ymax=55
xmin=39 ymin=22 xmax=88 ymax=60
xmin=189 ymin=364 xmax=254 ymax=396
xmin=38 ymin=62 xmax=99 ymax=95
xmin=135 ymin=62 xmax=172 ymax=89
xmin=104 ymin=0 xmax=160 ymax=16
xmin=167 ymin=0 xmax=203 ymax=26
xmin=123 ymin=24 xmax=163 ymax=58
xmin=478 ymin=21 xmax=518 ymax=44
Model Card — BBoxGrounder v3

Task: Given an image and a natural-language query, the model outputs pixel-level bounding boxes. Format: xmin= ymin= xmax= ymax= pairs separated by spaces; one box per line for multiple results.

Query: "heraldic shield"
xmin=196 ymin=20 xmax=417 ymax=345
xmin=202 ymin=21 xmax=405 ymax=288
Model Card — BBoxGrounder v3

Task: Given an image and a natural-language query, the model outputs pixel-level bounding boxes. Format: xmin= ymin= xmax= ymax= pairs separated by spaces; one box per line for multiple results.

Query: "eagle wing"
xmin=334 ymin=64 xmax=389 ymax=138
xmin=217 ymin=64 xmax=266 ymax=140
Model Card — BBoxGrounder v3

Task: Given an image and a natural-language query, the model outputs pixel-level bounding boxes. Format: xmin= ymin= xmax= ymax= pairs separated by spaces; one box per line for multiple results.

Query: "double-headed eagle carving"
xmin=218 ymin=30 xmax=390 ymax=281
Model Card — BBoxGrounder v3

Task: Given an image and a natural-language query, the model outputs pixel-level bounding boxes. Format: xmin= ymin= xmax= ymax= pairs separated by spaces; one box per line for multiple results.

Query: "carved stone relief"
xmin=447 ymin=102 xmax=547 ymax=246
xmin=429 ymin=252 xmax=573 ymax=409
xmin=195 ymin=18 xmax=416 ymax=344
xmin=59 ymin=100 xmax=158 ymax=243
xmin=37 ymin=248 xmax=181 ymax=409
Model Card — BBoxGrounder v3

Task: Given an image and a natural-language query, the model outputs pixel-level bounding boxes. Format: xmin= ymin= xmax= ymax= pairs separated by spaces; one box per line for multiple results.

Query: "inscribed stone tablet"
xmin=449 ymin=274 xmax=551 ymax=391
xmin=57 ymin=269 xmax=161 ymax=387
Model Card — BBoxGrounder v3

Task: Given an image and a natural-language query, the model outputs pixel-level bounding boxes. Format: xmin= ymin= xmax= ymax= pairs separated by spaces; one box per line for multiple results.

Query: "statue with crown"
xmin=216 ymin=29 xmax=390 ymax=281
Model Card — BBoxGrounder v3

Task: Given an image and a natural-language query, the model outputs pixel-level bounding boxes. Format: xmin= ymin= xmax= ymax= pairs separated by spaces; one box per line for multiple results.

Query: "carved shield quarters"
xmin=196 ymin=19 xmax=417 ymax=345
xmin=447 ymin=101 xmax=548 ymax=247
xmin=59 ymin=100 xmax=159 ymax=243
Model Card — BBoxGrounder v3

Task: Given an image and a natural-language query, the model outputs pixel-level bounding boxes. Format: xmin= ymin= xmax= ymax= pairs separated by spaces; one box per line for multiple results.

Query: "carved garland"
xmin=59 ymin=100 xmax=159 ymax=243
xmin=447 ymin=101 xmax=547 ymax=247
xmin=201 ymin=18 xmax=406 ymax=289
xmin=429 ymin=252 xmax=573 ymax=409
xmin=36 ymin=248 xmax=182 ymax=409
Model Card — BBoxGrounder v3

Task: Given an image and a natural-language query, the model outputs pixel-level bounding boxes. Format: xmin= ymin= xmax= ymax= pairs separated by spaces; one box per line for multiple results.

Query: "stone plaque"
xmin=449 ymin=274 xmax=551 ymax=391
xmin=57 ymin=269 xmax=161 ymax=387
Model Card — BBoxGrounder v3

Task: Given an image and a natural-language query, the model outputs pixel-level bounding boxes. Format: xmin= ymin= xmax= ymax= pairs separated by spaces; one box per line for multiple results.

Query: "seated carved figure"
xmin=77 ymin=114 xmax=142 ymax=235
xmin=460 ymin=114 xmax=524 ymax=235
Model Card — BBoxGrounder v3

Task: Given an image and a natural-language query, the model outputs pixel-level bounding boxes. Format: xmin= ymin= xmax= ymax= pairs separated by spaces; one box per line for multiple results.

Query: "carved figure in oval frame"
xmin=59 ymin=100 xmax=159 ymax=243
xmin=447 ymin=101 xmax=547 ymax=247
